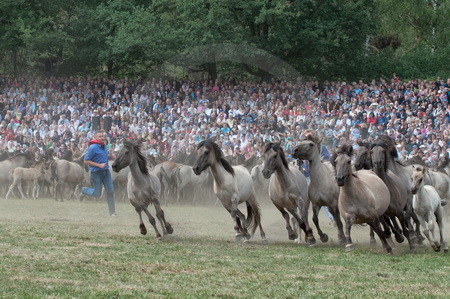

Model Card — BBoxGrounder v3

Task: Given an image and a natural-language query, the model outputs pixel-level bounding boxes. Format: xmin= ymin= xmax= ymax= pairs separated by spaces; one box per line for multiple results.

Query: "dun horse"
xmin=193 ymin=139 xmax=266 ymax=242
xmin=332 ymin=144 xmax=392 ymax=253
xmin=262 ymin=143 xmax=316 ymax=245
xmin=292 ymin=133 xmax=344 ymax=243
xmin=0 ymin=152 xmax=35 ymax=196
xmin=112 ymin=140 xmax=173 ymax=239
xmin=371 ymin=141 xmax=415 ymax=250
xmin=411 ymin=165 xmax=448 ymax=253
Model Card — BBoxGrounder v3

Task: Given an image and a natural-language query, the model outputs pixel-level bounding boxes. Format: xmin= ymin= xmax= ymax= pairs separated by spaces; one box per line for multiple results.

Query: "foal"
xmin=411 ymin=165 xmax=448 ymax=253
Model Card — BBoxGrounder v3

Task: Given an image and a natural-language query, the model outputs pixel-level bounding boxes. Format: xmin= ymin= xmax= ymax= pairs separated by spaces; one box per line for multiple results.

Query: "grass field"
xmin=0 ymin=198 xmax=449 ymax=298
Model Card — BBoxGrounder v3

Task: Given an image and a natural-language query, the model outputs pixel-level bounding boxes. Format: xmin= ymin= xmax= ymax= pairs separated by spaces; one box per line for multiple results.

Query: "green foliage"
xmin=0 ymin=0 xmax=448 ymax=80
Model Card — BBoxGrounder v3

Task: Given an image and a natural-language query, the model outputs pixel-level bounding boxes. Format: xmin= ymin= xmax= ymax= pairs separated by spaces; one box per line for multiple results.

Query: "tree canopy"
xmin=0 ymin=0 xmax=448 ymax=81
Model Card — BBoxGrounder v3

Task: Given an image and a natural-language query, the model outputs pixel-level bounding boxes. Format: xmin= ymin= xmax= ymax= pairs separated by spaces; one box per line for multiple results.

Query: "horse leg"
xmin=434 ymin=207 xmax=448 ymax=253
xmin=427 ymin=212 xmax=440 ymax=252
xmin=389 ymin=215 xmax=405 ymax=243
xmin=417 ymin=214 xmax=434 ymax=250
xmin=5 ymin=181 xmax=17 ymax=200
xmin=153 ymin=200 xmax=173 ymax=235
xmin=287 ymin=207 xmax=315 ymax=246
xmin=312 ymin=204 xmax=329 ymax=243
xmin=398 ymin=213 xmax=415 ymax=251
xmin=135 ymin=208 xmax=148 ymax=235
xmin=273 ymin=203 xmax=297 ymax=240
xmin=142 ymin=206 xmax=163 ymax=239
xmin=18 ymin=181 xmax=27 ymax=199
xmin=369 ymin=227 xmax=377 ymax=245
xmin=230 ymin=200 xmax=249 ymax=240
xmin=330 ymin=206 xmax=346 ymax=244
xmin=368 ymin=218 xmax=393 ymax=254
xmin=344 ymin=214 xmax=355 ymax=252
xmin=296 ymin=198 xmax=316 ymax=245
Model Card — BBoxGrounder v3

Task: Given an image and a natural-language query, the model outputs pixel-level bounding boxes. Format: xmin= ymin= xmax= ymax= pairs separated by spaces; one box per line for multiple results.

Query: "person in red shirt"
xmin=366 ymin=112 xmax=377 ymax=125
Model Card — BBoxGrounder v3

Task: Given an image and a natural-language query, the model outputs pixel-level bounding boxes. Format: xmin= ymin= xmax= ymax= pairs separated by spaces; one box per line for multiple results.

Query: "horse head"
xmin=112 ymin=140 xmax=148 ymax=174
xmin=262 ymin=142 xmax=288 ymax=179
xmin=193 ymin=139 xmax=234 ymax=176
xmin=411 ymin=165 xmax=426 ymax=194
xmin=332 ymin=143 xmax=354 ymax=186
xmin=370 ymin=141 xmax=389 ymax=173
xmin=354 ymin=141 xmax=372 ymax=170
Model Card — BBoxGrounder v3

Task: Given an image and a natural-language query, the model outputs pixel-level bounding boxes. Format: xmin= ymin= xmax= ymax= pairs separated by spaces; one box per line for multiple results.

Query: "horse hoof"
xmin=156 ymin=234 xmax=162 ymax=239
xmin=288 ymin=233 xmax=297 ymax=240
xmin=139 ymin=224 xmax=147 ymax=235
xmin=235 ymin=234 xmax=244 ymax=241
xmin=395 ymin=234 xmax=405 ymax=243
xmin=320 ymin=234 xmax=329 ymax=243
xmin=166 ymin=223 xmax=173 ymax=235
xmin=444 ymin=248 xmax=448 ymax=253
xmin=261 ymin=238 xmax=268 ymax=244
xmin=243 ymin=239 xmax=250 ymax=244
xmin=370 ymin=239 xmax=377 ymax=246
xmin=345 ymin=244 xmax=354 ymax=252
xmin=307 ymin=237 xmax=317 ymax=246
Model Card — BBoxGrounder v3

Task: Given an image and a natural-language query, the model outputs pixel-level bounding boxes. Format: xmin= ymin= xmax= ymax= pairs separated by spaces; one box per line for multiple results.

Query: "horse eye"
xmin=347 ymin=161 xmax=351 ymax=164
xmin=309 ymin=143 xmax=313 ymax=147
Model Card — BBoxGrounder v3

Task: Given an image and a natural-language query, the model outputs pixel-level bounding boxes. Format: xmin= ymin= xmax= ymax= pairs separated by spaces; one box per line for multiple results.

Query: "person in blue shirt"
xmin=81 ymin=130 xmax=116 ymax=216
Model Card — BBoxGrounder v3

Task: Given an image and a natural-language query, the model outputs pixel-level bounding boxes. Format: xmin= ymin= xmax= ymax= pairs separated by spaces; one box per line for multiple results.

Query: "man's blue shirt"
xmin=84 ymin=143 xmax=109 ymax=172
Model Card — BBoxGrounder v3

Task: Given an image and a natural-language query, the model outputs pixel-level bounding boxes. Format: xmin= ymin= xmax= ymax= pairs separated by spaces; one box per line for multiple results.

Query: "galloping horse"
xmin=411 ymin=165 xmax=448 ymax=253
xmin=371 ymin=141 xmax=415 ymax=250
xmin=262 ymin=143 xmax=316 ymax=245
xmin=292 ymin=133 xmax=344 ymax=243
xmin=112 ymin=140 xmax=173 ymax=239
xmin=193 ymin=139 xmax=266 ymax=242
xmin=332 ymin=144 xmax=392 ymax=253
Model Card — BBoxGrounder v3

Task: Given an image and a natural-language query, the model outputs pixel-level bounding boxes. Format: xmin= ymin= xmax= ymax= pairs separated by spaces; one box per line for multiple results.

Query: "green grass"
xmin=0 ymin=199 xmax=449 ymax=298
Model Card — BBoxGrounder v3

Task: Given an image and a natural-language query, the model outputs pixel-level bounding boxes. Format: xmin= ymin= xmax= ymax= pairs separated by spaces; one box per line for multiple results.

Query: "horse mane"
xmin=9 ymin=151 xmax=33 ymax=161
xmin=304 ymin=129 xmax=320 ymax=144
xmin=264 ymin=142 xmax=289 ymax=169
xmin=370 ymin=140 xmax=389 ymax=172
xmin=357 ymin=140 xmax=370 ymax=149
xmin=402 ymin=156 xmax=426 ymax=167
xmin=124 ymin=140 xmax=149 ymax=175
xmin=379 ymin=135 xmax=398 ymax=159
xmin=198 ymin=139 xmax=235 ymax=176
xmin=435 ymin=154 xmax=449 ymax=173
xmin=331 ymin=143 xmax=353 ymax=167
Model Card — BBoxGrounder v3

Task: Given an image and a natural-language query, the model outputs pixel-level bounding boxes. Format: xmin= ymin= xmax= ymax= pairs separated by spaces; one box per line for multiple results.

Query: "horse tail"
xmin=245 ymin=194 xmax=261 ymax=236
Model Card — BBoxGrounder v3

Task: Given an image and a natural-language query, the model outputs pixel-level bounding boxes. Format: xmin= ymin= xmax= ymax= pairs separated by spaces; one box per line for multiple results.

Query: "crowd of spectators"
xmin=0 ymin=74 xmax=449 ymax=167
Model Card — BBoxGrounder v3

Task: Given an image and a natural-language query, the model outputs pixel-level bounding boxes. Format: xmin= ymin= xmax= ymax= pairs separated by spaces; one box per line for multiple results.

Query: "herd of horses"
xmin=0 ymin=132 xmax=448 ymax=254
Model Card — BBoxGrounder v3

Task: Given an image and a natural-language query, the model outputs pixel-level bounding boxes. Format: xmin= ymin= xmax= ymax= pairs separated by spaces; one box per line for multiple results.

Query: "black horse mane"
xmin=435 ymin=154 xmax=450 ymax=173
xmin=264 ymin=142 xmax=289 ymax=169
xmin=370 ymin=140 xmax=389 ymax=172
xmin=124 ymin=140 xmax=148 ymax=175
xmin=379 ymin=135 xmax=398 ymax=159
xmin=198 ymin=139 xmax=235 ymax=176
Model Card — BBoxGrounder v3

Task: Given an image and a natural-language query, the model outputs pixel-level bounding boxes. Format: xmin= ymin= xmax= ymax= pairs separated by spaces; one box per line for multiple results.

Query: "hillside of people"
xmin=0 ymin=75 xmax=448 ymax=167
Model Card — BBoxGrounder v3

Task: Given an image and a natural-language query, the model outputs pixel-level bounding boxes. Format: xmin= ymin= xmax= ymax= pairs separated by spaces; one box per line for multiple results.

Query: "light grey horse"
xmin=262 ymin=143 xmax=316 ymax=245
xmin=112 ymin=140 xmax=173 ymax=239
